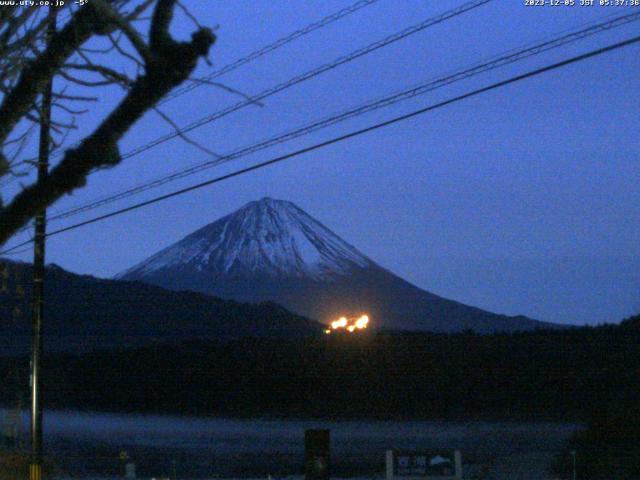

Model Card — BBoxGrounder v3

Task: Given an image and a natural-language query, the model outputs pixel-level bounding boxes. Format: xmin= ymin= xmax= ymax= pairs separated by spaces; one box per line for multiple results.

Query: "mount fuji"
xmin=118 ymin=198 xmax=553 ymax=333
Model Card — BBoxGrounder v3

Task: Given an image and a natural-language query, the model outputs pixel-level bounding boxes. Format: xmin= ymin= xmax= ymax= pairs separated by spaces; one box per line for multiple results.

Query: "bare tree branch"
xmin=63 ymin=62 xmax=133 ymax=87
xmin=186 ymin=77 xmax=265 ymax=107
xmin=153 ymin=106 xmax=222 ymax=159
xmin=0 ymin=5 xmax=112 ymax=147
xmin=0 ymin=0 xmax=216 ymax=245
xmin=92 ymin=0 xmax=154 ymax=65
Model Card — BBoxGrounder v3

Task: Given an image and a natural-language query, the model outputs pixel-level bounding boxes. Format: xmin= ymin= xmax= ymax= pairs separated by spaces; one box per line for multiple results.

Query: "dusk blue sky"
xmin=4 ymin=0 xmax=640 ymax=325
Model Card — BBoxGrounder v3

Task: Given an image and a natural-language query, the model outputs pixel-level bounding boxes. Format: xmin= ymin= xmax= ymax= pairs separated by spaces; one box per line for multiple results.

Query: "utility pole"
xmin=30 ymin=7 xmax=56 ymax=480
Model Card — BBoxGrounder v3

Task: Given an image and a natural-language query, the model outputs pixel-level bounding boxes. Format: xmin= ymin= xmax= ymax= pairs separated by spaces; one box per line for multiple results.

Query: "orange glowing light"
xmin=331 ymin=317 xmax=348 ymax=329
xmin=326 ymin=314 xmax=370 ymax=333
xmin=354 ymin=315 xmax=369 ymax=329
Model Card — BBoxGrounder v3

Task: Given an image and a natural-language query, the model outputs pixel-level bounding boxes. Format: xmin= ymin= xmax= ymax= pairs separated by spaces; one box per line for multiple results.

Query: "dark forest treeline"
xmin=1 ymin=316 xmax=639 ymax=420
xmin=552 ymin=397 xmax=640 ymax=480
xmin=2 ymin=316 xmax=640 ymax=478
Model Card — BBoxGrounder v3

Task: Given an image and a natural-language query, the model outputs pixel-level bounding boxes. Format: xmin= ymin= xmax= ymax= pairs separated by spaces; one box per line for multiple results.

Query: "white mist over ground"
xmin=1 ymin=408 xmax=579 ymax=479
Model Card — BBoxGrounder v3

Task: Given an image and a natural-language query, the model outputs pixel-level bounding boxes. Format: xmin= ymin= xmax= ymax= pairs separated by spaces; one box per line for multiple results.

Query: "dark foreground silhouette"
xmin=2 ymin=316 xmax=638 ymax=478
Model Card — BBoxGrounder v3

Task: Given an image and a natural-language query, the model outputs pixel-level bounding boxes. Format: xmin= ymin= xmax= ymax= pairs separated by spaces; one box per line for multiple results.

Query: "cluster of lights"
xmin=324 ymin=314 xmax=369 ymax=334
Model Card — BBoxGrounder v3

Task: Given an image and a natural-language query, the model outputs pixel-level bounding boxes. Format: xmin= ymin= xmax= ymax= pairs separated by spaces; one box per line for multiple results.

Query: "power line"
xmin=115 ymin=0 xmax=494 ymax=161
xmin=2 ymin=33 xmax=638 ymax=256
xmin=6 ymin=0 xmax=492 ymax=206
xmin=44 ymin=11 xmax=640 ymax=224
xmin=3 ymin=0 xmax=381 ymax=185
xmin=160 ymin=0 xmax=381 ymax=105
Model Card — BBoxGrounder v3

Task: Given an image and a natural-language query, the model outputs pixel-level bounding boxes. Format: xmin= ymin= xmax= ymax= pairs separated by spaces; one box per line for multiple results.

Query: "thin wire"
xmin=2 ymin=33 xmax=638 ymax=256
xmin=160 ymin=0 xmax=382 ymax=104
xmin=116 ymin=0 xmax=493 ymax=162
xmin=3 ymin=0 xmax=381 ymax=183
xmin=44 ymin=11 xmax=640 ymax=224
xmin=3 ymin=0 xmax=491 ymax=191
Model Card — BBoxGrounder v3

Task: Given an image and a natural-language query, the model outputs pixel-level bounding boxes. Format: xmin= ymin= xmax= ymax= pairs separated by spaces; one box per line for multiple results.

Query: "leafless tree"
xmin=0 ymin=0 xmax=216 ymax=246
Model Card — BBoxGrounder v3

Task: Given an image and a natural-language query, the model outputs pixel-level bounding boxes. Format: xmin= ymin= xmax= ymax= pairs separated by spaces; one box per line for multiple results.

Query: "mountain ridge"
xmin=0 ymin=259 xmax=322 ymax=355
xmin=119 ymin=198 xmax=557 ymax=333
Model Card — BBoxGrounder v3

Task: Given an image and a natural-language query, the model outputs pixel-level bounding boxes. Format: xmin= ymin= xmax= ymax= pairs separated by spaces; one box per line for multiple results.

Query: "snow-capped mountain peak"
xmin=117 ymin=197 xmax=552 ymax=333
xmin=118 ymin=198 xmax=373 ymax=281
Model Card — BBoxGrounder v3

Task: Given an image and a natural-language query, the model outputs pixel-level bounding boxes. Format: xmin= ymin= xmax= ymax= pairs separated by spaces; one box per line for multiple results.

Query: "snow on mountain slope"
xmin=118 ymin=198 xmax=372 ymax=281
xmin=118 ymin=198 xmax=555 ymax=333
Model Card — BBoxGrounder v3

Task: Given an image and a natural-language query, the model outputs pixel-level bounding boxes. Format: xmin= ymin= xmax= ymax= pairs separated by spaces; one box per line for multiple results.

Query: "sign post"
xmin=386 ymin=449 xmax=462 ymax=480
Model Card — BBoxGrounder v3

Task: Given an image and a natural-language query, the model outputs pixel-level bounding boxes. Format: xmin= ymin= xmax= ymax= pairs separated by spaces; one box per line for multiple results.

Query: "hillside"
xmin=0 ymin=260 xmax=322 ymax=355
